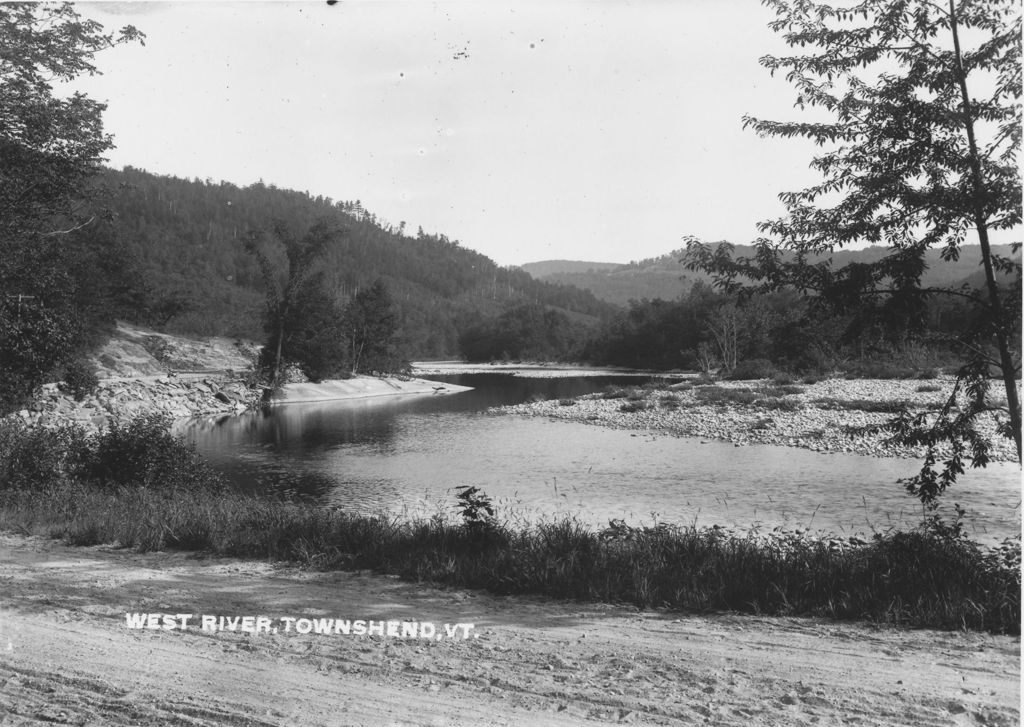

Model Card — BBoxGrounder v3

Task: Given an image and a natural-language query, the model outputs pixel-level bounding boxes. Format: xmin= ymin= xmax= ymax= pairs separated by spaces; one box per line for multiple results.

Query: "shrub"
xmin=658 ymin=393 xmax=681 ymax=410
xmin=726 ymin=359 xmax=776 ymax=380
xmin=842 ymin=361 xmax=917 ymax=379
xmin=454 ymin=486 xmax=496 ymax=535
xmin=812 ymin=397 xmax=928 ymax=414
xmin=694 ymin=386 xmax=759 ymax=406
xmin=755 ymin=397 xmax=802 ymax=411
xmin=557 ymin=398 xmax=576 ymax=406
xmin=60 ymin=361 xmax=100 ymax=401
xmin=0 ymin=421 xmax=88 ymax=491
xmin=758 ymin=384 xmax=806 ymax=397
xmin=772 ymin=372 xmax=797 ymax=385
xmin=601 ymin=387 xmax=629 ymax=399
xmin=619 ymin=400 xmax=649 ymax=413
xmin=141 ymin=335 xmax=174 ymax=365
xmin=79 ymin=414 xmax=224 ymax=493
xmin=915 ymin=384 xmax=942 ymax=393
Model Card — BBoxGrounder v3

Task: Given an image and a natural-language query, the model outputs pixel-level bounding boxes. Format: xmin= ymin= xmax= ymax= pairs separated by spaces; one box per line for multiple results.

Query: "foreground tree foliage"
xmin=0 ymin=4 xmax=143 ymax=413
xmin=685 ymin=0 xmax=1021 ymax=502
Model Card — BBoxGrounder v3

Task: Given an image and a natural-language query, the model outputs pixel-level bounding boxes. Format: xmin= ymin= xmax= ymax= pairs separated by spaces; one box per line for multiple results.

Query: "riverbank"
xmin=0 ymin=531 xmax=1017 ymax=726
xmin=3 ymin=324 xmax=473 ymax=433
xmin=411 ymin=361 xmax=678 ymax=378
xmin=496 ymin=377 xmax=1020 ymax=461
xmin=271 ymin=377 xmax=472 ymax=404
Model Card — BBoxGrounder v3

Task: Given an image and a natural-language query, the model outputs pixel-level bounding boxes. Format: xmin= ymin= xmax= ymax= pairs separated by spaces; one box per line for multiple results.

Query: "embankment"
xmin=6 ymin=323 xmax=469 ymax=433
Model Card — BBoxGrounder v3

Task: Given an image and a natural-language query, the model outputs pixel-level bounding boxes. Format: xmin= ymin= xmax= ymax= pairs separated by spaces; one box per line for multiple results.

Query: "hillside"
xmin=92 ymin=167 xmax=616 ymax=358
xmin=524 ymin=244 xmax=1022 ymax=305
xmin=519 ymin=260 xmax=622 ymax=278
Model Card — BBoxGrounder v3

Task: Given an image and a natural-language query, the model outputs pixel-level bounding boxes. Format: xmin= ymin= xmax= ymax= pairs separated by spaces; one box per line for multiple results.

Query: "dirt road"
xmin=0 ymin=533 xmax=1017 ymax=726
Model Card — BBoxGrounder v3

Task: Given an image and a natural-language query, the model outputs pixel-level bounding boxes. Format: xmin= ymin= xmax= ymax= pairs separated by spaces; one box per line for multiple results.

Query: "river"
xmin=179 ymin=373 xmax=1021 ymax=543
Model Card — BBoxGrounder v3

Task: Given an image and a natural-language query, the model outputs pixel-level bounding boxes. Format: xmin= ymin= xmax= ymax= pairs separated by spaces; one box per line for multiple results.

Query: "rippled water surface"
xmin=180 ymin=374 xmax=1021 ymax=542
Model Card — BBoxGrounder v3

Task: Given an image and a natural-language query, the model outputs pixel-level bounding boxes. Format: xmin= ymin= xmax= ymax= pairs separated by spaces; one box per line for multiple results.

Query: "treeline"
xmin=582 ymin=279 xmax=1009 ymax=377
xmin=95 ymin=167 xmax=615 ymax=360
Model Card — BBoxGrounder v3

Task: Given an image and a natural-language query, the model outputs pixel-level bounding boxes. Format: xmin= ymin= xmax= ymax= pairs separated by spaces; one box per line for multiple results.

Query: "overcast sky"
xmin=70 ymin=2 xmax=939 ymax=266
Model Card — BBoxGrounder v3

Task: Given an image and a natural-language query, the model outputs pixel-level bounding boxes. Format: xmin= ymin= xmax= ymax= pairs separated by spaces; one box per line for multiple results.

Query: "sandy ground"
xmin=0 ymin=533 xmax=1018 ymax=727
xmin=271 ymin=377 xmax=472 ymax=404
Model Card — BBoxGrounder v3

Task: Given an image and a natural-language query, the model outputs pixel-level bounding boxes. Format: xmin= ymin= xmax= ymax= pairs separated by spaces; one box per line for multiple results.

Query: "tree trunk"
xmin=949 ymin=0 xmax=1022 ymax=461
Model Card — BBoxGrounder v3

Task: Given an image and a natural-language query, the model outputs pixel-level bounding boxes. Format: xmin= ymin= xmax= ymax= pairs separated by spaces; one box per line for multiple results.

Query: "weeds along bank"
xmin=499 ymin=376 xmax=1020 ymax=462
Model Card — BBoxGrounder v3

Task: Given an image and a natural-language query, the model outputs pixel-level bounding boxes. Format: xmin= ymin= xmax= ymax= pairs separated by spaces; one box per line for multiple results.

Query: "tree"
xmin=244 ymin=219 xmax=340 ymax=388
xmin=1 ymin=3 xmax=143 ymax=236
xmin=685 ymin=0 xmax=1021 ymax=502
xmin=270 ymin=276 xmax=349 ymax=382
xmin=0 ymin=5 xmax=143 ymax=412
xmin=344 ymin=279 xmax=406 ymax=375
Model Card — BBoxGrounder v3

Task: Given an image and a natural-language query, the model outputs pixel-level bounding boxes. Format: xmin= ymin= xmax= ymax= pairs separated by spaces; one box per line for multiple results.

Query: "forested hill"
xmin=94 ymin=167 xmax=615 ymax=357
xmin=524 ymin=243 xmax=1022 ymax=305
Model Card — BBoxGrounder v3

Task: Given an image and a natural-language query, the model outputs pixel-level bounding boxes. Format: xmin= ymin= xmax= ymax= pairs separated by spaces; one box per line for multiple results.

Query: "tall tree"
xmin=685 ymin=0 xmax=1021 ymax=502
xmin=0 ymin=3 xmax=143 ymax=412
xmin=344 ymin=279 xmax=406 ymax=375
xmin=244 ymin=219 xmax=339 ymax=388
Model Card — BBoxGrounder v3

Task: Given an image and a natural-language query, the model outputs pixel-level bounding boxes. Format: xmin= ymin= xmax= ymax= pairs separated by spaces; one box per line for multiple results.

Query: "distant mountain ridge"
xmin=521 ymin=243 xmax=1021 ymax=305
xmin=519 ymin=260 xmax=623 ymax=278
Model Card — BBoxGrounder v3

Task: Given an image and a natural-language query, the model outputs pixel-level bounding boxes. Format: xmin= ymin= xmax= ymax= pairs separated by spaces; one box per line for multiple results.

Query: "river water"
xmin=179 ymin=373 xmax=1021 ymax=542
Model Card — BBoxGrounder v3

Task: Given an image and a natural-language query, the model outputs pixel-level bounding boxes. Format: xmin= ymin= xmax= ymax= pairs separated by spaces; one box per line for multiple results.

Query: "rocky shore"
xmin=496 ymin=377 xmax=1019 ymax=462
xmin=10 ymin=374 xmax=259 ymax=433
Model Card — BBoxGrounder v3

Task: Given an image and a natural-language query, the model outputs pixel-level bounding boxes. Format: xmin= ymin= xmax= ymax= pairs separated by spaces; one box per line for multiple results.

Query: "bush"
xmin=601 ymin=387 xmax=630 ymax=399
xmin=726 ymin=359 xmax=776 ymax=380
xmin=141 ymin=335 xmax=174 ymax=366
xmin=916 ymin=384 xmax=942 ymax=393
xmin=557 ymin=398 xmax=576 ymax=406
xmin=60 ymin=360 xmax=100 ymax=401
xmin=842 ymin=361 xmax=917 ymax=379
xmin=0 ymin=421 xmax=88 ymax=491
xmin=79 ymin=414 xmax=224 ymax=493
xmin=694 ymin=386 xmax=759 ymax=406
xmin=755 ymin=397 xmax=802 ymax=411
xmin=812 ymin=397 xmax=929 ymax=414
xmin=619 ymin=400 xmax=649 ymax=413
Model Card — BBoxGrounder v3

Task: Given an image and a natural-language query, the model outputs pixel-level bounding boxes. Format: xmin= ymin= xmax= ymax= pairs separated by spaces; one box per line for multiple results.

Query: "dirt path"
xmin=0 ymin=533 xmax=1017 ymax=726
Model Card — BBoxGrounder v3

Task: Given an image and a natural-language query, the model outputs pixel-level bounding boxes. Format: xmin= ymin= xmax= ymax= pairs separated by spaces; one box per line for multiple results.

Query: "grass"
xmin=811 ymin=397 xmax=943 ymax=414
xmin=693 ymin=385 xmax=805 ymax=411
xmin=0 ymin=482 xmax=1017 ymax=634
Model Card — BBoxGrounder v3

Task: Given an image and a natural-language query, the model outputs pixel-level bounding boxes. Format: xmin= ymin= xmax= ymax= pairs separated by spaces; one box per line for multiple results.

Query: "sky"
xmin=69 ymin=1 xmax=1002 ymax=267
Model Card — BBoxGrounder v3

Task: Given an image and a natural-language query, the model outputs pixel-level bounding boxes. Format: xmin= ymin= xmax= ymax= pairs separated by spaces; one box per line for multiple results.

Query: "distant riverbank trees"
xmin=458 ymin=302 xmax=592 ymax=363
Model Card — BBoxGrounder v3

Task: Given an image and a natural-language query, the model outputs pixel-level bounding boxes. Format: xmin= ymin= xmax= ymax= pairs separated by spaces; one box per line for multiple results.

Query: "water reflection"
xmin=179 ymin=374 xmax=1021 ymax=541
